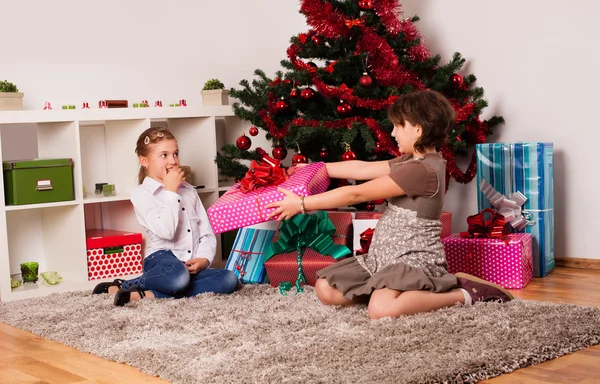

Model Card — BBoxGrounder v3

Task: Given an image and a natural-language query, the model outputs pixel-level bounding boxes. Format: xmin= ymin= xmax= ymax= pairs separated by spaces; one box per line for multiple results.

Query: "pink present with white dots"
xmin=86 ymin=229 xmax=143 ymax=281
xmin=208 ymin=162 xmax=330 ymax=234
xmin=442 ymin=233 xmax=533 ymax=289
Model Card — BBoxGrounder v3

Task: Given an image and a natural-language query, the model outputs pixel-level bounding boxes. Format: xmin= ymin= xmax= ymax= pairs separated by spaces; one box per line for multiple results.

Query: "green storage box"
xmin=3 ymin=158 xmax=75 ymax=205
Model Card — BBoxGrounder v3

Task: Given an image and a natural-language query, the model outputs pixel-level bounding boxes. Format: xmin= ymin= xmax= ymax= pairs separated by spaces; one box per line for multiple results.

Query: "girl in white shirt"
xmin=93 ymin=127 xmax=239 ymax=306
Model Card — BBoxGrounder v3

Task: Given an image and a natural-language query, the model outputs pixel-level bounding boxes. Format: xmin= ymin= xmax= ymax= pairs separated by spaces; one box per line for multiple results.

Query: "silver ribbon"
xmin=480 ymin=179 xmax=534 ymax=230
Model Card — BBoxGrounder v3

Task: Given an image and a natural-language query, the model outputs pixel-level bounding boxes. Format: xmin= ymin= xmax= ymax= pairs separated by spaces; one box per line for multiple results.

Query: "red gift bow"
xmin=345 ymin=18 xmax=364 ymax=28
xmin=239 ymin=155 xmax=288 ymax=192
xmin=356 ymin=228 xmax=375 ymax=255
xmin=460 ymin=208 xmax=509 ymax=239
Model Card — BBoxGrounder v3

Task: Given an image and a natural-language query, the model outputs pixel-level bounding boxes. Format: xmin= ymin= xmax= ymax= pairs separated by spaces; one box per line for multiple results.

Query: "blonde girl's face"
xmin=391 ymin=121 xmax=421 ymax=154
xmin=139 ymin=139 xmax=180 ymax=182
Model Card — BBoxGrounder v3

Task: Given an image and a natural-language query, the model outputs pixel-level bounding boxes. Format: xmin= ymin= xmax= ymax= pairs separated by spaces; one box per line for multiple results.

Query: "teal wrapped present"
xmin=476 ymin=142 xmax=554 ymax=277
xmin=225 ymin=227 xmax=276 ymax=284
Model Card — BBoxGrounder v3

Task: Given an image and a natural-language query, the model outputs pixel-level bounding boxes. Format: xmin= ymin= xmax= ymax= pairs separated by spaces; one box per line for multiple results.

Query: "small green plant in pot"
xmin=201 ymin=78 xmax=229 ymax=106
xmin=0 ymin=80 xmax=24 ymax=111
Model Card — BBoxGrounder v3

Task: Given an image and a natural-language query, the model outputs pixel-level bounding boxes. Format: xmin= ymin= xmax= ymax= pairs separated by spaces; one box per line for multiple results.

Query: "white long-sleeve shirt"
xmin=130 ymin=177 xmax=216 ymax=265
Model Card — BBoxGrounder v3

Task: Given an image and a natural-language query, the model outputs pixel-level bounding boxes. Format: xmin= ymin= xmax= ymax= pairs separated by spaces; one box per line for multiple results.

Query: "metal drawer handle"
xmin=36 ymin=179 xmax=53 ymax=191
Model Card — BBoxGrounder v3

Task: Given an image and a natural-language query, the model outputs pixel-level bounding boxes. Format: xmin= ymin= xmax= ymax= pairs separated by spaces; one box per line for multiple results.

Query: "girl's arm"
xmin=266 ymin=175 xmax=405 ymax=220
xmin=131 ymin=189 xmax=181 ymax=240
xmin=325 ymin=160 xmax=391 ymax=180
xmin=193 ymin=194 xmax=217 ymax=266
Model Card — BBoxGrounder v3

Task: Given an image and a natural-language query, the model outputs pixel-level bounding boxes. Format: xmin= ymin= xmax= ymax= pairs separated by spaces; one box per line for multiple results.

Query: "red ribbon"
xmin=460 ymin=208 xmax=508 ymax=239
xmin=355 ymin=228 xmax=375 ymax=255
xmin=239 ymin=155 xmax=288 ymax=192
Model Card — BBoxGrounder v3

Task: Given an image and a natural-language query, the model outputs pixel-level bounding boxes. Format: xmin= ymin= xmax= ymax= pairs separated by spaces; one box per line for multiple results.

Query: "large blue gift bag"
xmin=225 ymin=227 xmax=276 ymax=284
xmin=476 ymin=142 xmax=555 ymax=277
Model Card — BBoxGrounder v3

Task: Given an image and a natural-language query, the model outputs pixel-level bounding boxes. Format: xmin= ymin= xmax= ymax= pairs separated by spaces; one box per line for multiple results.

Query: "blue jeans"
xmin=121 ymin=250 xmax=238 ymax=299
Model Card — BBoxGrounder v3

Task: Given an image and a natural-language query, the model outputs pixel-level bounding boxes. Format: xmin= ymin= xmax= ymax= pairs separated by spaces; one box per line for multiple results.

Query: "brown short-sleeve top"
xmin=386 ymin=153 xmax=446 ymax=220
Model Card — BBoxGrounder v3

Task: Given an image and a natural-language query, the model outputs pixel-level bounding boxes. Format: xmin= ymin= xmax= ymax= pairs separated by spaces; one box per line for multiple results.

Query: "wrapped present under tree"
xmin=476 ymin=142 xmax=554 ymax=277
xmin=263 ymin=211 xmax=351 ymax=294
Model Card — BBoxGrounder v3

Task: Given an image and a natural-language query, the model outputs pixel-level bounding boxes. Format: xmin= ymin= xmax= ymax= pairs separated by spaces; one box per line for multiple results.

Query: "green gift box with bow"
xmin=263 ymin=211 xmax=352 ymax=294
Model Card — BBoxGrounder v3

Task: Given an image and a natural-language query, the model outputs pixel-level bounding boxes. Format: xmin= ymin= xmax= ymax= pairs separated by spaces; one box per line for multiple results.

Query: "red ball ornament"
xmin=365 ymin=201 xmax=376 ymax=211
xmin=373 ymin=199 xmax=386 ymax=205
xmin=249 ymin=126 xmax=259 ymax=136
xmin=319 ymin=147 xmax=329 ymax=159
xmin=236 ymin=133 xmax=252 ymax=151
xmin=292 ymin=152 xmax=308 ymax=165
xmin=450 ymin=73 xmax=463 ymax=88
xmin=301 ymin=88 xmax=315 ymax=99
xmin=358 ymin=0 xmax=373 ymax=10
xmin=341 ymin=144 xmax=357 ymax=161
xmin=336 ymin=100 xmax=353 ymax=116
xmin=290 ymin=88 xmax=299 ymax=98
xmin=307 ymin=61 xmax=318 ymax=68
xmin=272 ymin=145 xmax=288 ymax=160
xmin=359 ymin=72 xmax=373 ymax=87
xmin=311 ymin=35 xmax=321 ymax=45
xmin=275 ymin=98 xmax=289 ymax=113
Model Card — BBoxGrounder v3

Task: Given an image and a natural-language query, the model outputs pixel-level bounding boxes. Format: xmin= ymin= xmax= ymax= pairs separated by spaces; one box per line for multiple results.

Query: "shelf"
xmin=0 ymin=106 xmax=235 ymax=125
xmin=6 ymin=273 xmax=142 ymax=302
xmin=83 ymin=194 xmax=130 ymax=204
xmin=4 ymin=200 xmax=80 ymax=211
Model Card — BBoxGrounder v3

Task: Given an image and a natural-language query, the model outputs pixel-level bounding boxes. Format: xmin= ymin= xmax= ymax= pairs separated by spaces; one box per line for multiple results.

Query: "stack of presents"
xmin=208 ymin=142 xmax=554 ymax=292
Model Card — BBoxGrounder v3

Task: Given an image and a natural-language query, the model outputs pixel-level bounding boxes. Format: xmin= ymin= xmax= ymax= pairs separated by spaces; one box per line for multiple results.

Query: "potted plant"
xmin=201 ymin=79 xmax=229 ymax=106
xmin=0 ymin=80 xmax=24 ymax=111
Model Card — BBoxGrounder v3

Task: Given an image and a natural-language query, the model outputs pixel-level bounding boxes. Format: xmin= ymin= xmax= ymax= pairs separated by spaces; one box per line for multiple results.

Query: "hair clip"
xmin=157 ymin=132 xmax=164 ymax=138
xmin=144 ymin=136 xmax=150 ymax=145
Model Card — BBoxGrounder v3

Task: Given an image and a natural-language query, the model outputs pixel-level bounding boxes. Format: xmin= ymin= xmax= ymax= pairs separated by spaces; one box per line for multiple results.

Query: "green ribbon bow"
xmin=262 ymin=211 xmax=351 ymax=295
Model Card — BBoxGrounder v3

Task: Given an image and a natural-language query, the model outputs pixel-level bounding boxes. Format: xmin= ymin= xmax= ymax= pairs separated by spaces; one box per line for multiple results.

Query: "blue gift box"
xmin=225 ymin=227 xmax=276 ymax=284
xmin=476 ymin=142 xmax=555 ymax=277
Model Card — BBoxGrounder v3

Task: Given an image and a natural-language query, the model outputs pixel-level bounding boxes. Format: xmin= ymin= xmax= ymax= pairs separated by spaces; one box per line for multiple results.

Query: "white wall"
xmin=1 ymin=0 xmax=597 ymax=259
xmin=400 ymin=0 xmax=600 ymax=260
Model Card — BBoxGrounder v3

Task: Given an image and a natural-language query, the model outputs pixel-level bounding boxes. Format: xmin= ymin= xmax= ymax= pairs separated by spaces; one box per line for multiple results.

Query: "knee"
xmin=315 ymin=278 xmax=337 ymax=305
xmin=170 ymin=263 xmax=191 ymax=292
xmin=368 ymin=297 xmax=407 ymax=320
xmin=221 ymin=270 xmax=239 ymax=294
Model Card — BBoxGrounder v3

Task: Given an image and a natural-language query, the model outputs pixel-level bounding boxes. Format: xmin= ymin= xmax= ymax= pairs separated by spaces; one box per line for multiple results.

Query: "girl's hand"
xmin=287 ymin=163 xmax=309 ymax=176
xmin=163 ymin=166 xmax=185 ymax=192
xmin=185 ymin=258 xmax=209 ymax=274
xmin=266 ymin=187 xmax=302 ymax=221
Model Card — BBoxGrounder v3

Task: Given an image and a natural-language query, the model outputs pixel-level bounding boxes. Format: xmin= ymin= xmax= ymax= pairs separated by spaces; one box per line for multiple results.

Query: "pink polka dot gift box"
xmin=442 ymin=233 xmax=533 ymax=289
xmin=86 ymin=229 xmax=143 ymax=281
xmin=208 ymin=162 xmax=330 ymax=234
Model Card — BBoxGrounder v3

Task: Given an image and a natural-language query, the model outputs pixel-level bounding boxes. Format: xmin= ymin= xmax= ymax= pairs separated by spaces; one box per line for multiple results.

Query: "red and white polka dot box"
xmin=442 ymin=233 xmax=533 ymax=289
xmin=208 ymin=162 xmax=330 ymax=235
xmin=86 ymin=229 xmax=143 ymax=281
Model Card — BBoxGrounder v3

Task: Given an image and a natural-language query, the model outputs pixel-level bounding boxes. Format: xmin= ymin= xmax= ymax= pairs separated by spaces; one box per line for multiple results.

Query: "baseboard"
xmin=555 ymin=257 xmax=600 ymax=270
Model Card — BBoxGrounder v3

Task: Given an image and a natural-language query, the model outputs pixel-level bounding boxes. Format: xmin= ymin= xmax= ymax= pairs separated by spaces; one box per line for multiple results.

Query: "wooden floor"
xmin=1 ymin=267 xmax=599 ymax=384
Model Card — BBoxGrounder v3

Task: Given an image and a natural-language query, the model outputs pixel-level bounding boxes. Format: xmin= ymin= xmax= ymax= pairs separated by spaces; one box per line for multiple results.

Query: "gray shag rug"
xmin=1 ymin=285 xmax=599 ymax=384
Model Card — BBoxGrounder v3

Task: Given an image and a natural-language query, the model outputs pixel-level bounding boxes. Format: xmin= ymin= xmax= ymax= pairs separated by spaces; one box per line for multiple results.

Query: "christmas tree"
xmin=217 ymin=0 xmax=504 ymax=190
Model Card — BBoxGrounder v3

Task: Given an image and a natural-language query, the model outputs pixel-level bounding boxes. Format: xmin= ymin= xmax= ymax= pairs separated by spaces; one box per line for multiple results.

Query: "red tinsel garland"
xmin=373 ymin=0 xmax=403 ymax=36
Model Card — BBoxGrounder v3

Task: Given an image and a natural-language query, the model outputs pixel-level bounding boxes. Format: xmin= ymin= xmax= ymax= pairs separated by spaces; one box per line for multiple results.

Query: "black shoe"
xmin=92 ymin=279 xmax=125 ymax=295
xmin=114 ymin=288 xmax=146 ymax=307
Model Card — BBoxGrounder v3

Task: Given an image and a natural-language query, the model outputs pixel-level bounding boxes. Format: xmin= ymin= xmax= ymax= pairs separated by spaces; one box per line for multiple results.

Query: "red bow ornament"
xmin=460 ymin=208 xmax=509 ymax=239
xmin=239 ymin=156 xmax=289 ymax=192
xmin=345 ymin=18 xmax=364 ymax=29
xmin=356 ymin=228 xmax=375 ymax=255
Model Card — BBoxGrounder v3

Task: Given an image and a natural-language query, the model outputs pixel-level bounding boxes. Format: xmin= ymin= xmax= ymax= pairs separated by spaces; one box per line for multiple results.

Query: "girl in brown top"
xmin=267 ymin=90 xmax=513 ymax=320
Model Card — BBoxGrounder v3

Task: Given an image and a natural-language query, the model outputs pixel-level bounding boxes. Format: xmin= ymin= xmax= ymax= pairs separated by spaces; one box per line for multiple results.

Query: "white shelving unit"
xmin=0 ymin=106 xmax=252 ymax=302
